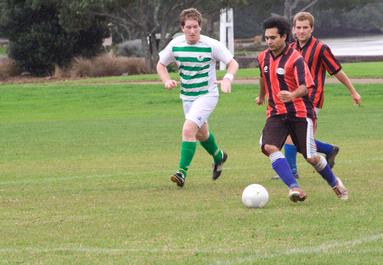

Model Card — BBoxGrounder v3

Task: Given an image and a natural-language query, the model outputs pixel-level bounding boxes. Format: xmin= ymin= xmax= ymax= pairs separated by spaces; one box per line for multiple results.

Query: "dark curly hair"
xmin=263 ymin=16 xmax=291 ymax=41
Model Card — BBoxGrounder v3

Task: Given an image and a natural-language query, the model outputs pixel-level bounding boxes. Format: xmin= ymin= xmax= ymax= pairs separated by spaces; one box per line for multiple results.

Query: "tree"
xmin=68 ymin=0 xmax=247 ymax=72
xmin=0 ymin=0 xmax=110 ymax=75
xmin=234 ymin=0 xmax=380 ymax=38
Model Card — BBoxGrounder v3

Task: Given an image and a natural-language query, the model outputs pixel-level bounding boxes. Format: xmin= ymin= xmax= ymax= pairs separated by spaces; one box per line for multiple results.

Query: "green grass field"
xmin=1 ymin=73 xmax=383 ymax=264
xmin=77 ymin=61 xmax=383 ymax=83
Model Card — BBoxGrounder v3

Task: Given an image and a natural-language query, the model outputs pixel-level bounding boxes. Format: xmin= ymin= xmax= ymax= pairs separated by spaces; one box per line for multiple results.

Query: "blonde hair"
xmin=293 ymin=12 xmax=314 ymax=27
xmin=179 ymin=8 xmax=202 ymax=27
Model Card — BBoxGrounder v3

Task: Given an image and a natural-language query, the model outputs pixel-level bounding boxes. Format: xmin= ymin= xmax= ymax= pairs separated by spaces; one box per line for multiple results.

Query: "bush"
xmin=0 ymin=2 xmax=109 ymax=76
xmin=54 ymin=53 xmax=148 ymax=78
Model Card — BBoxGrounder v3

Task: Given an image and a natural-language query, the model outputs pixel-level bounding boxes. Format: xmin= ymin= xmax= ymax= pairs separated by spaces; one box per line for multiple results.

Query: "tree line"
xmin=0 ymin=0 xmax=380 ymax=75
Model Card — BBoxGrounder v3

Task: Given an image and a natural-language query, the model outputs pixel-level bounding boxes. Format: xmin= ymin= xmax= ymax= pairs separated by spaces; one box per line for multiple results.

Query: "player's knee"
xmin=308 ymin=155 xmax=327 ymax=171
xmin=182 ymin=123 xmax=198 ymax=140
xmin=262 ymin=144 xmax=279 ymax=156
xmin=196 ymin=131 xmax=208 ymax=141
xmin=306 ymin=155 xmax=320 ymax=166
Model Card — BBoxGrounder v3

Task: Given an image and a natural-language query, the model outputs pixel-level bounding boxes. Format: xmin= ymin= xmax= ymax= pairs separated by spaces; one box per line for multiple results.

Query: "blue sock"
xmin=284 ymin=144 xmax=297 ymax=175
xmin=315 ymin=156 xmax=337 ymax=187
xmin=318 ymin=165 xmax=337 ymax=187
xmin=272 ymin=158 xmax=299 ymax=189
xmin=315 ymin=140 xmax=333 ymax=156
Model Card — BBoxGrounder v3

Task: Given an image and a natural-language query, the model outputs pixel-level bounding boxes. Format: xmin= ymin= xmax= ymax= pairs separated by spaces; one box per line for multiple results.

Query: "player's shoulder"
xmin=257 ymin=49 xmax=268 ymax=59
xmin=288 ymin=47 xmax=306 ymax=64
xmin=312 ymin=36 xmax=329 ymax=49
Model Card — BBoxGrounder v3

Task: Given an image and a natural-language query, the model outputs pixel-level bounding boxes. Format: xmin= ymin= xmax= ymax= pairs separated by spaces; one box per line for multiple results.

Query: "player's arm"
xmin=278 ymin=85 xmax=308 ymax=103
xmin=322 ymin=45 xmax=361 ymax=105
xmin=156 ymin=62 xmax=177 ymax=90
xmin=334 ymin=70 xmax=361 ymax=105
xmin=278 ymin=57 xmax=309 ymax=102
xmin=216 ymin=58 xmax=239 ymax=93
xmin=256 ymin=78 xmax=266 ymax=105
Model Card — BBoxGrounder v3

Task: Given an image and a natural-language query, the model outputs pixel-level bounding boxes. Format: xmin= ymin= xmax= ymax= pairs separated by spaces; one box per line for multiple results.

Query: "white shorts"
xmin=182 ymin=95 xmax=218 ymax=128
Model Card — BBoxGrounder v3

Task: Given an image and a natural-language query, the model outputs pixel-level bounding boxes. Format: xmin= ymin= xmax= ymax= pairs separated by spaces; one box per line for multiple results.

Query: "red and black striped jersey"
xmin=257 ymin=45 xmax=315 ymax=119
xmin=291 ymin=36 xmax=342 ymax=108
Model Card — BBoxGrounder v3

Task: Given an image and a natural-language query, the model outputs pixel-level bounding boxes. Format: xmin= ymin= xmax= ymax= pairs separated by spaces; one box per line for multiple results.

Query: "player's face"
xmin=293 ymin=20 xmax=313 ymax=43
xmin=264 ymin=28 xmax=286 ymax=55
xmin=182 ymin=19 xmax=201 ymax=44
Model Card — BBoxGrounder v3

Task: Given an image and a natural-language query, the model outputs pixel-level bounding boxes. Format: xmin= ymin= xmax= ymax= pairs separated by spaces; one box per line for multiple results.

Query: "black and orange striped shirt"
xmin=257 ymin=45 xmax=315 ymax=119
xmin=291 ymin=36 xmax=342 ymax=108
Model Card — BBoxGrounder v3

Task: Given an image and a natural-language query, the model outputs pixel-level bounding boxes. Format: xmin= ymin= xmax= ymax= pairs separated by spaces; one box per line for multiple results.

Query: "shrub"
xmin=0 ymin=2 xmax=109 ymax=76
xmin=54 ymin=53 xmax=148 ymax=78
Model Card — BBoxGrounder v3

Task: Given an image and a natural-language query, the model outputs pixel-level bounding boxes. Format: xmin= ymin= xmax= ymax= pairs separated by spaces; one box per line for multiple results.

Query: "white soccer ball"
xmin=242 ymin=184 xmax=269 ymax=208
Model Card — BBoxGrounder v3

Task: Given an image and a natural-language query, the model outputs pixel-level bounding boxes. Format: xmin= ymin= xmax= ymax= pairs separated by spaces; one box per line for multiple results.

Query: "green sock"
xmin=200 ymin=132 xmax=223 ymax=163
xmin=178 ymin=141 xmax=197 ymax=177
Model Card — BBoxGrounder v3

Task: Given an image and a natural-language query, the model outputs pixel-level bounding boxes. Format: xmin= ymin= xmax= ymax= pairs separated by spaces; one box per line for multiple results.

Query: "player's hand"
xmin=278 ymin=90 xmax=294 ymax=102
xmin=255 ymin=96 xmax=264 ymax=105
xmin=352 ymin=91 xmax=362 ymax=106
xmin=215 ymin=79 xmax=232 ymax=93
xmin=164 ymin=80 xmax=178 ymax=90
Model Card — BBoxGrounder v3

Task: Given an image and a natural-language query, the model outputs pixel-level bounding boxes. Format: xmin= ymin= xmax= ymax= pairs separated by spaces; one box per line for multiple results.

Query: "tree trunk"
xmin=284 ymin=0 xmax=292 ymax=19
xmin=142 ymin=34 xmax=159 ymax=73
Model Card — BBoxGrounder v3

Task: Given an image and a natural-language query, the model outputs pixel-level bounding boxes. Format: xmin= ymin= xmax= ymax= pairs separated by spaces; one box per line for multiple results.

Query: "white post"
xmin=219 ymin=8 xmax=234 ymax=70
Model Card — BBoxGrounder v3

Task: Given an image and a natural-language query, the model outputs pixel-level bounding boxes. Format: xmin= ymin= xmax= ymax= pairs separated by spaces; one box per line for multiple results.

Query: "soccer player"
xmin=281 ymin=11 xmax=362 ymax=178
xmin=256 ymin=15 xmax=348 ymax=202
xmin=156 ymin=8 xmax=239 ymax=187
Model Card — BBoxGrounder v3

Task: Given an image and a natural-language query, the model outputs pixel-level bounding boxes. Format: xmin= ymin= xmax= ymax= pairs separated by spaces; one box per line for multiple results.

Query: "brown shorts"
xmin=260 ymin=115 xmax=317 ymax=158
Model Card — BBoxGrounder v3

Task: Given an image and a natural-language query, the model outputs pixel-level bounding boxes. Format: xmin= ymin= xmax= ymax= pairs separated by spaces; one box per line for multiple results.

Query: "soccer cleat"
xmin=212 ymin=151 xmax=228 ymax=180
xmin=170 ymin=172 xmax=185 ymax=187
xmin=326 ymin=146 xmax=339 ymax=169
xmin=288 ymin=187 xmax=307 ymax=202
xmin=332 ymin=177 xmax=348 ymax=200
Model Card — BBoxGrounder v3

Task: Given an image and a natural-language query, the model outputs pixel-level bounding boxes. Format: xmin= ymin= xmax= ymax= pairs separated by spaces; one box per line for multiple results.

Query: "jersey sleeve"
xmin=211 ymin=39 xmax=234 ymax=65
xmin=321 ymin=45 xmax=342 ymax=75
xmin=158 ymin=41 xmax=175 ymax=66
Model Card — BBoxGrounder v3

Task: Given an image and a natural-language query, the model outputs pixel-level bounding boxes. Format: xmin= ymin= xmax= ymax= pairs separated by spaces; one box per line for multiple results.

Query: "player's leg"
xmin=315 ymin=140 xmax=339 ymax=168
xmin=293 ymin=117 xmax=348 ymax=200
xmin=171 ymin=119 xmax=198 ymax=187
xmin=261 ymin=116 xmax=306 ymax=202
xmin=198 ymin=125 xmax=223 ymax=164
xmin=170 ymin=99 xmax=205 ymax=187
xmin=314 ymin=108 xmax=339 ymax=168
xmin=284 ymin=135 xmax=298 ymax=178
xmin=187 ymin=94 xmax=227 ymax=180
xmin=197 ymin=124 xmax=227 ymax=180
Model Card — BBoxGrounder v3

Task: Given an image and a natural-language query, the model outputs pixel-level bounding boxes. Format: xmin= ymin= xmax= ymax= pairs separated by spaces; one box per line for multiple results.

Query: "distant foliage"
xmin=234 ymin=0 xmax=382 ymax=38
xmin=0 ymin=1 xmax=109 ymax=75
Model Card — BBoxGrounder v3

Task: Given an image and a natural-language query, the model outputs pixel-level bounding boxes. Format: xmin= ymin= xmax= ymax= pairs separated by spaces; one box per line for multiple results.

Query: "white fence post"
xmin=219 ymin=8 xmax=234 ymax=70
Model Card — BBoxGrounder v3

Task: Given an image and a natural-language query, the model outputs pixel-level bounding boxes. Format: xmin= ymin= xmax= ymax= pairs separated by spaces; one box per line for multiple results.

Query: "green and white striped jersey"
xmin=159 ymin=34 xmax=233 ymax=100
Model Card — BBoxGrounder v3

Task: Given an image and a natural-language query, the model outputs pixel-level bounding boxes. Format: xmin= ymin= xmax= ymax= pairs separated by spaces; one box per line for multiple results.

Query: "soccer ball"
xmin=241 ymin=184 xmax=269 ymax=208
